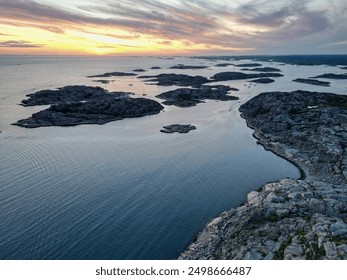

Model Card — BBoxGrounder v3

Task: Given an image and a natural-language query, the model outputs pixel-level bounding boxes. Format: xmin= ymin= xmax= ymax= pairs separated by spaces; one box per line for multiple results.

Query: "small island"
xmin=160 ymin=124 xmax=196 ymax=133
xmin=212 ymin=71 xmax=283 ymax=81
xmin=156 ymin=85 xmax=239 ymax=107
xmin=293 ymin=78 xmax=331 ymax=87
xmin=138 ymin=73 xmax=209 ymax=87
xmin=13 ymin=86 xmax=163 ymax=128
xmin=248 ymin=78 xmax=275 ymax=84
xmin=169 ymin=64 xmax=208 ymax=69
xmin=87 ymin=71 xmax=137 ymax=78
xmin=310 ymin=73 xmax=347 ymax=79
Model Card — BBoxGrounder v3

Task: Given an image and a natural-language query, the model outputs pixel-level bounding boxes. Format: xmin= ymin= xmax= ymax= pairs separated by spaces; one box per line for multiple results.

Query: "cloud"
xmin=0 ymin=40 xmax=44 ymax=48
xmin=0 ymin=0 xmax=345 ymax=54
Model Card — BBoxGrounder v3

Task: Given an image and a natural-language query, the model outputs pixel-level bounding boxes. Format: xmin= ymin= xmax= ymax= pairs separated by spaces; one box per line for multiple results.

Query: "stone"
xmin=309 ymin=198 xmax=326 ymax=214
xmin=160 ymin=124 xmax=196 ymax=134
xmin=247 ymin=191 xmax=261 ymax=205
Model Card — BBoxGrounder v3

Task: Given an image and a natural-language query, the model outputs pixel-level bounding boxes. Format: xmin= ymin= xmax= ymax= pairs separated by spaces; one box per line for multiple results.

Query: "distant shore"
xmin=180 ymin=90 xmax=347 ymax=260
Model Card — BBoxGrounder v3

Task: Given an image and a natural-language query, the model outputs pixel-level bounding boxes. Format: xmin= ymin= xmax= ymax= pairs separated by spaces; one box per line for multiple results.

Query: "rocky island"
xmin=87 ymin=71 xmax=137 ymax=78
xmin=180 ymin=90 xmax=347 ymax=260
xmin=293 ymin=78 xmax=331 ymax=87
xmin=248 ymin=78 xmax=275 ymax=84
xmin=138 ymin=73 xmax=209 ymax=87
xmin=169 ymin=64 xmax=208 ymax=69
xmin=156 ymin=85 xmax=239 ymax=107
xmin=212 ymin=71 xmax=283 ymax=81
xmin=241 ymin=67 xmax=281 ymax=72
xmin=311 ymin=73 xmax=347 ymax=79
xmin=13 ymin=86 xmax=164 ymax=128
xmin=160 ymin=124 xmax=196 ymax=133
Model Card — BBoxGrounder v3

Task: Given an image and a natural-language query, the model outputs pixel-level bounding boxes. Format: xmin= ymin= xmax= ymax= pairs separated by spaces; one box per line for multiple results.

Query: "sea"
xmin=0 ymin=55 xmax=345 ymax=259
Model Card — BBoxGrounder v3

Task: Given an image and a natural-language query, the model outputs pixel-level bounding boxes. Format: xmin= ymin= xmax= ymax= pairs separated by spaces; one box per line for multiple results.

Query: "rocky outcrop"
xmin=241 ymin=67 xmax=281 ymax=72
xmin=179 ymin=90 xmax=347 ymax=260
xmin=235 ymin=63 xmax=262 ymax=67
xmin=293 ymin=78 xmax=330 ymax=87
xmin=212 ymin=72 xmax=283 ymax=81
xmin=20 ymin=85 xmax=109 ymax=106
xmin=248 ymin=78 xmax=275 ymax=84
xmin=311 ymin=73 xmax=347 ymax=79
xmin=87 ymin=71 xmax=137 ymax=78
xmin=160 ymin=124 xmax=196 ymax=133
xmin=156 ymin=85 xmax=239 ymax=107
xmin=169 ymin=64 xmax=208 ymax=69
xmin=138 ymin=73 xmax=209 ymax=87
xmin=215 ymin=63 xmax=233 ymax=67
xmin=14 ymin=86 xmax=163 ymax=128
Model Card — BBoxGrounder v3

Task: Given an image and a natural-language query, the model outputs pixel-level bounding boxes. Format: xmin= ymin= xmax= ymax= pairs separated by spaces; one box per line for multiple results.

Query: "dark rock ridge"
xmin=160 ymin=124 xmax=196 ymax=133
xmin=151 ymin=66 xmax=162 ymax=69
xmin=180 ymin=90 xmax=347 ymax=260
xmin=311 ymin=73 xmax=347 ymax=79
xmin=235 ymin=63 xmax=262 ymax=67
xmin=133 ymin=69 xmax=146 ymax=72
xmin=156 ymin=85 xmax=239 ymax=107
xmin=14 ymin=86 xmax=163 ymax=128
xmin=138 ymin=73 xmax=209 ymax=87
xmin=241 ymin=67 xmax=281 ymax=72
xmin=169 ymin=64 xmax=208 ymax=69
xmin=93 ymin=80 xmax=112 ymax=84
xmin=248 ymin=78 xmax=275 ymax=84
xmin=212 ymin=71 xmax=283 ymax=81
xmin=87 ymin=71 xmax=137 ymax=78
xmin=20 ymin=85 xmax=108 ymax=106
xmin=293 ymin=78 xmax=331 ymax=87
xmin=215 ymin=63 xmax=233 ymax=67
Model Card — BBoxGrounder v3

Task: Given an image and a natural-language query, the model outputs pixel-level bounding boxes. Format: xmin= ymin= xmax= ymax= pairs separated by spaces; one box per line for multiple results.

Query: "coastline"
xmin=179 ymin=90 xmax=347 ymax=260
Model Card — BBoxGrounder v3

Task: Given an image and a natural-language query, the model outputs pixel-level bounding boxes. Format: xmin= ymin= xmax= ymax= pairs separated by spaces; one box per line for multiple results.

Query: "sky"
xmin=0 ymin=0 xmax=346 ymax=56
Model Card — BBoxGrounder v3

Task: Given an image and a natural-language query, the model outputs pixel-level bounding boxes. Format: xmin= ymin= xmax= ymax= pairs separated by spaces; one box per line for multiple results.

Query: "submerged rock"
xmin=160 ymin=124 xmax=196 ymax=134
xmin=156 ymin=85 xmax=239 ymax=107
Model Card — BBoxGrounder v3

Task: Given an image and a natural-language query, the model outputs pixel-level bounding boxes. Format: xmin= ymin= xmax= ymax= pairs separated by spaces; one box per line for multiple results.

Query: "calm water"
xmin=1 ymin=56 xmax=344 ymax=259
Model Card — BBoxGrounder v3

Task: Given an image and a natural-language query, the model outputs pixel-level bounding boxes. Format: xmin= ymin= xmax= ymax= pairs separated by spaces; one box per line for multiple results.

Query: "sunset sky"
xmin=0 ymin=0 xmax=346 ymax=55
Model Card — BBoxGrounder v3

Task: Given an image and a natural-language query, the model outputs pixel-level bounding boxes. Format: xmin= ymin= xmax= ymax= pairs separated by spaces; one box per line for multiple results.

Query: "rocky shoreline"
xmin=179 ymin=90 xmax=347 ymax=260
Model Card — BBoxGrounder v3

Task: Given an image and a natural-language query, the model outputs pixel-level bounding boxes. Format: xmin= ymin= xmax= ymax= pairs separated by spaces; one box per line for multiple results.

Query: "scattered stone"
xmin=156 ymin=85 xmax=239 ymax=107
xmin=87 ymin=71 xmax=137 ymax=78
xmin=160 ymin=124 xmax=196 ymax=134
xmin=293 ymin=78 xmax=331 ymax=87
